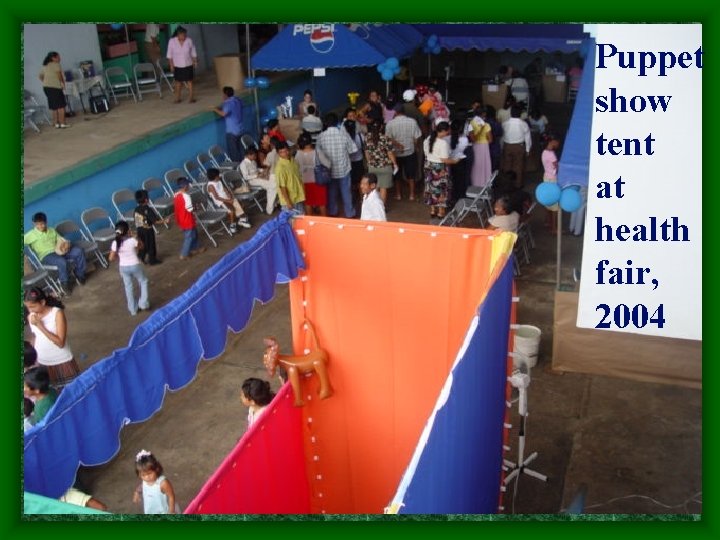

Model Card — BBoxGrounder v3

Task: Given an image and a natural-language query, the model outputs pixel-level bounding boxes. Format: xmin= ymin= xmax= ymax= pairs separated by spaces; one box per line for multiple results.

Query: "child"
xmin=109 ymin=221 xmax=149 ymax=316
xmin=174 ymin=178 xmax=206 ymax=261
xmin=541 ymin=136 xmax=560 ymax=234
xmin=275 ymin=141 xmax=306 ymax=213
xmin=360 ymin=173 xmax=387 ymax=222
xmin=487 ymin=196 xmax=520 ymax=233
xmin=134 ymin=189 xmax=166 ymax=265
xmin=24 ymin=366 xmax=58 ymax=425
xmin=240 ymin=145 xmax=278 ymax=215
xmin=206 ymin=167 xmax=251 ymax=232
xmin=24 ymin=397 xmax=34 ymax=432
xmin=240 ymin=378 xmax=275 ymax=429
xmin=133 ymin=450 xmax=178 ymax=514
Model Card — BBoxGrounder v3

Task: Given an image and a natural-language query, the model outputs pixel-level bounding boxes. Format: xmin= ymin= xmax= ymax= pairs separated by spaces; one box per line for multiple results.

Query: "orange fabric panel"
xmin=289 ymin=217 xmax=501 ymax=513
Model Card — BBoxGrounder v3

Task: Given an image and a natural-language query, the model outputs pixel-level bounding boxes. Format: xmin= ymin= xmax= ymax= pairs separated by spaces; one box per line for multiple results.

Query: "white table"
xmin=64 ymin=75 xmax=106 ymax=113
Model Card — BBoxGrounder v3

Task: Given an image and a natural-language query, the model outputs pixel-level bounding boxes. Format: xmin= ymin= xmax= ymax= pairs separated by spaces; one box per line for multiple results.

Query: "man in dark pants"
xmin=212 ymin=86 xmax=244 ymax=162
xmin=134 ymin=190 xmax=166 ymax=265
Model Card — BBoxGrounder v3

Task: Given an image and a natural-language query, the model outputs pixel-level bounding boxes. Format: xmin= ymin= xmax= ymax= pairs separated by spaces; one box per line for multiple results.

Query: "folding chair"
xmin=105 ymin=66 xmax=137 ymax=104
xmin=164 ymin=168 xmax=186 ymax=194
xmin=55 ymin=219 xmax=109 ymax=269
xmin=196 ymin=152 xmax=218 ymax=175
xmin=24 ymin=90 xmax=52 ymax=132
xmin=24 ymin=246 xmax=70 ymax=296
xmin=23 ymin=267 xmax=64 ymax=297
xmin=24 ymin=110 xmax=40 ymax=133
xmin=209 ymin=144 xmax=240 ymax=171
xmin=142 ymin=177 xmax=173 ymax=229
xmin=155 ymin=57 xmax=175 ymax=92
xmin=80 ymin=207 xmax=116 ymax=261
xmin=222 ymin=170 xmax=265 ymax=214
xmin=240 ymin=134 xmax=259 ymax=152
xmin=111 ymin=188 xmax=138 ymax=225
xmin=190 ymin=188 xmax=233 ymax=247
xmin=184 ymin=159 xmax=208 ymax=187
xmin=133 ymin=62 xmax=162 ymax=101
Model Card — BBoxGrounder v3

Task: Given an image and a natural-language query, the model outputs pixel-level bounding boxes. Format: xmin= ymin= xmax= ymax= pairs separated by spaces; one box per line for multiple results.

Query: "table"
xmin=65 ymin=75 xmax=107 ymax=113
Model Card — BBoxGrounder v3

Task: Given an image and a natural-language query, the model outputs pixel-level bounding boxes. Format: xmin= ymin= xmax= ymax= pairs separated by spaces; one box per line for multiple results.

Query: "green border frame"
xmin=6 ymin=4 xmax=713 ymax=537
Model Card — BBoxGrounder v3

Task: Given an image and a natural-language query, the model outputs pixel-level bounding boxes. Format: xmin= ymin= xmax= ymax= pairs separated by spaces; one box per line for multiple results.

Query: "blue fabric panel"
xmin=398 ymin=259 xmax=514 ymax=514
xmin=352 ymin=24 xmax=424 ymax=59
xmin=252 ymin=24 xmax=386 ymax=71
xmin=24 ymin=213 xmax=305 ymax=498
xmin=558 ymin=38 xmax=596 ymax=188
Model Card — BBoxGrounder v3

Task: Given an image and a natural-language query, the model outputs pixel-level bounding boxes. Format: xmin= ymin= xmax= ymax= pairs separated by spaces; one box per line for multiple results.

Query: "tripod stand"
xmin=503 ymin=371 xmax=548 ymax=485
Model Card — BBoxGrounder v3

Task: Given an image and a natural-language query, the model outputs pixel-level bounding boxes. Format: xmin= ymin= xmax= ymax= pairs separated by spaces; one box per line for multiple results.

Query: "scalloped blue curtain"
xmin=24 ymin=213 xmax=305 ymax=498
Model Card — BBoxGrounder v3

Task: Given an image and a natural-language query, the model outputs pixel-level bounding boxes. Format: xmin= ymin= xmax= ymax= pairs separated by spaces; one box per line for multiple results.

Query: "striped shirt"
xmin=385 ymin=115 xmax=421 ymax=157
xmin=316 ymin=127 xmax=357 ymax=179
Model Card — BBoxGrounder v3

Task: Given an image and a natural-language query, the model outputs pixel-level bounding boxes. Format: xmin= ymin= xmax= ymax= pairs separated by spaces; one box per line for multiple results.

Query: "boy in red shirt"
xmin=173 ymin=178 xmax=206 ymax=260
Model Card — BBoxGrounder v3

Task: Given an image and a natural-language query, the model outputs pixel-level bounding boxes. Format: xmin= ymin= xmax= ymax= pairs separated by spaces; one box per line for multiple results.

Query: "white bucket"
xmin=513 ymin=325 xmax=541 ymax=369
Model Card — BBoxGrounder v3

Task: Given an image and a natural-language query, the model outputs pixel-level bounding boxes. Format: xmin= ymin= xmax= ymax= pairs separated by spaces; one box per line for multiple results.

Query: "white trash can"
xmin=513 ymin=325 xmax=542 ymax=369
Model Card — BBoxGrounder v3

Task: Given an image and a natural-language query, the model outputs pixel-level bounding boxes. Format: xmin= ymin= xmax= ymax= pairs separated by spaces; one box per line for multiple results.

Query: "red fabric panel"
xmin=289 ymin=217 xmax=496 ymax=513
xmin=184 ymin=384 xmax=310 ymax=514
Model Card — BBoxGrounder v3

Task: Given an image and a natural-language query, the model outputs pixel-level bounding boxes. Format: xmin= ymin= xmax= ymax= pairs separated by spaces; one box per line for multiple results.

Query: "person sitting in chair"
xmin=24 ymin=212 xmax=87 ymax=291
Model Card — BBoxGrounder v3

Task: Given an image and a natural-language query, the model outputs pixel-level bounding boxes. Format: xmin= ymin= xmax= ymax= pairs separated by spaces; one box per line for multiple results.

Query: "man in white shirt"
xmin=501 ymin=105 xmax=532 ymax=188
xmin=360 ymin=174 xmax=386 ymax=222
xmin=144 ymin=24 xmax=161 ymax=65
xmin=301 ymin=105 xmax=323 ymax=142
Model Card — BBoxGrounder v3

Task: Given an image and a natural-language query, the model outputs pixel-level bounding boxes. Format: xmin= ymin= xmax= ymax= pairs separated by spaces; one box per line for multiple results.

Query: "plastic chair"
xmin=209 ymin=144 xmax=241 ymax=170
xmin=133 ymin=62 xmax=162 ymax=101
xmin=55 ymin=219 xmax=109 ymax=269
xmin=105 ymin=66 xmax=137 ymax=104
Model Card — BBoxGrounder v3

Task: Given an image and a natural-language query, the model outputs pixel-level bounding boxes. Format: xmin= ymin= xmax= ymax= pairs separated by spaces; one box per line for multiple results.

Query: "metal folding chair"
xmin=133 ymin=62 xmax=162 ymax=101
xmin=222 ymin=170 xmax=265 ymax=213
xmin=55 ymin=219 xmax=109 ymax=269
xmin=105 ymin=66 xmax=137 ymax=104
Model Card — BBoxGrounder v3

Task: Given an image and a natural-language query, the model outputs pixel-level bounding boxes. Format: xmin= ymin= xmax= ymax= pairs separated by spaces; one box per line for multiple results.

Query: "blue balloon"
xmin=559 ymin=187 xmax=583 ymax=212
xmin=377 ymin=63 xmax=386 ymax=73
xmin=111 ymin=23 xmax=124 ymax=30
xmin=268 ymin=108 xmax=278 ymax=119
xmin=432 ymin=45 xmax=442 ymax=55
xmin=261 ymin=116 xmax=270 ymax=125
xmin=392 ymin=65 xmax=401 ymax=74
xmin=381 ymin=69 xmax=394 ymax=81
xmin=428 ymin=34 xmax=438 ymax=46
xmin=535 ymin=181 xmax=562 ymax=206
xmin=257 ymin=77 xmax=270 ymax=89
xmin=386 ymin=57 xmax=399 ymax=69
xmin=244 ymin=77 xmax=257 ymax=88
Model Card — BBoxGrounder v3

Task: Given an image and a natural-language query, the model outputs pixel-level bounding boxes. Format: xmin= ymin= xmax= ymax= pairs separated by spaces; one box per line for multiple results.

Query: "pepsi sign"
xmin=293 ymin=24 xmax=336 ymax=53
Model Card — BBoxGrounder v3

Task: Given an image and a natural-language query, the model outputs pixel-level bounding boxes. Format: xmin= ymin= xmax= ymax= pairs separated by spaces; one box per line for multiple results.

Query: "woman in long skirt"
xmin=423 ymin=121 xmax=459 ymax=219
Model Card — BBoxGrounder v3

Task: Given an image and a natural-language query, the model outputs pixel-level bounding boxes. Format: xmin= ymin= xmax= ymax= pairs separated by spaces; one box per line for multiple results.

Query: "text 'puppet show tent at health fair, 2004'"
xmin=25 ymin=213 xmax=518 ymax=514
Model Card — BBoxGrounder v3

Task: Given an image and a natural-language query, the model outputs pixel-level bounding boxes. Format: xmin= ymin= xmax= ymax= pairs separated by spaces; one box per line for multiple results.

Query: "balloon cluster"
xmin=422 ymin=34 xmax=441 ymax=55
xmin=260 ymin=107 xmax=279 ymax=126
xmin=535 ymin=182 xmax=583 ymax=212
xmin=377 ymin=57 xmax=400 ymax=82
xmin=245 ymin=76 xmax=270 ymax=89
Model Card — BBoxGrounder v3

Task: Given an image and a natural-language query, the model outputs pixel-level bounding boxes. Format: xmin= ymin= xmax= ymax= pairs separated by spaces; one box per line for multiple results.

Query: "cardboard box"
xmin=481 ymin=83 xmax=508 ymax=111
xmin=105 ymin=40 xmax=138 ymax=59
xmin=543 ymin=74 xmax=567 ymax=103
xmin=213 ymin=54 xmax=246 ymax=93
xmin=278 ymin=117 xmax=303 ymax=144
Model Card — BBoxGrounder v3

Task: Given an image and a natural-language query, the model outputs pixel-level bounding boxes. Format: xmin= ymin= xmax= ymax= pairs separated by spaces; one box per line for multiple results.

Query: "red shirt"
xmin=174 ymin=191 xmax=196 ymax=230
xmin=267 ymin=127 xmax=286 ymax=143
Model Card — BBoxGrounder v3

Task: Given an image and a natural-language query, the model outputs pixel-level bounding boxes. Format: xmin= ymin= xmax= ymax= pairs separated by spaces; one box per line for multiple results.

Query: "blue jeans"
xmin=226 ymin=132 xmax=243 ymax=163
xmin=327 ymin=173 xmax=355 ymax=218
xmin=120 ymin=264 xmax=149 ymax=315
xmin=180 ymin=228 xmax=198 ymax=257
xmin=42 ymin=246 xmax=86 ymax=284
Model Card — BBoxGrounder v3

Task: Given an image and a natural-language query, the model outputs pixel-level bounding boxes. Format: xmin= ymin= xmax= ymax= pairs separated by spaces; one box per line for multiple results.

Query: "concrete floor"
xmin=23 ymin=72 xmax=701 ymax=515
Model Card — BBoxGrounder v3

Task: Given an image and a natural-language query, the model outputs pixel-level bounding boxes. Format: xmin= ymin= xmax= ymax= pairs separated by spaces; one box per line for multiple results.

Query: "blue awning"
xmin=252 ymin=24 xmax=386 ymax=71
xmin=414 ymin=24 xmax=588 ymax=53
xmin=558 ymin=38 xmax=596 ymax=188
xmin=348 ymin=24 xmax=424 ymax=59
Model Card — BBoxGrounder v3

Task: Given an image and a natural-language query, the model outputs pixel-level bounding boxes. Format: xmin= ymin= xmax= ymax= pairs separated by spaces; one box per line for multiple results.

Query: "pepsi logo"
xmin=293 ymin=24 xmax=335 ymax=54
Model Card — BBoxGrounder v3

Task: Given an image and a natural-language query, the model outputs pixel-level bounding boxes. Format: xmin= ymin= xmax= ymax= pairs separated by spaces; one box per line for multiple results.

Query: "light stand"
xmin=503 ymin=370 xmax=548 ymax=485
xmin=443 ymin=65 xmax=451 ymax=104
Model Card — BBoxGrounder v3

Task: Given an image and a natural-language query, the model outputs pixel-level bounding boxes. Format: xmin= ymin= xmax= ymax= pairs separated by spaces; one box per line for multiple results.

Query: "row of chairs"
xmin=24 ymin=90 xmax=53 ymax=133
xmin=105 ymin=59 xmax=171 ymax=104
xmin=439 ymin=171 xmax=537 ymax=276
